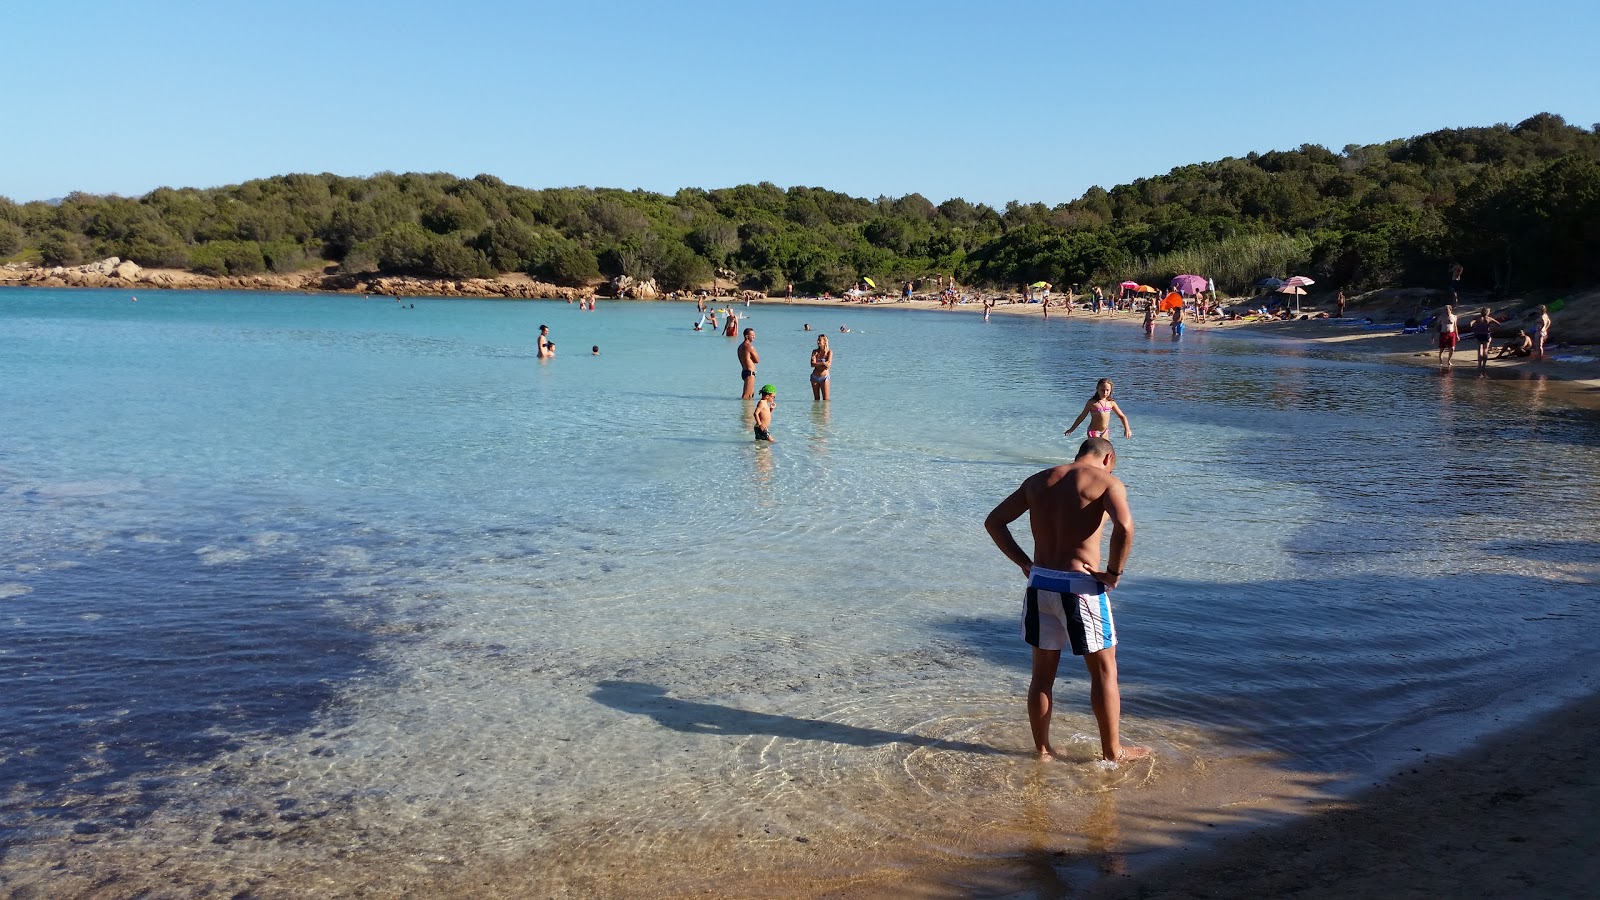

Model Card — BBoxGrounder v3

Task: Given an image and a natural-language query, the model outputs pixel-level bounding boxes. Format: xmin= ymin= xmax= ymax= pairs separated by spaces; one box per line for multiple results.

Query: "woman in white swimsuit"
xmin=809 ymin=335 xmax=832 ymax=401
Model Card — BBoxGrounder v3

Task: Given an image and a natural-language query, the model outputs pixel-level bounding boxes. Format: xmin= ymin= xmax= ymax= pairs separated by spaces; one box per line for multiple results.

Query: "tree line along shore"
xmin=2 ymin=113 xmax=1596 ymax=314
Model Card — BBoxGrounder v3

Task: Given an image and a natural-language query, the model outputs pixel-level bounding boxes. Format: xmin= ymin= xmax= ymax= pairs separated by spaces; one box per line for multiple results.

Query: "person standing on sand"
xmin=1437 ymin=304 xmax=1459 ymax=367
xmin=1450 ymin=261 xmax=1464 ymax=301
xmin=809 ymin=335 xmax=832 ymax=401
xmin=753 ymin=385 xmax=776 ymax=441
xmin=737 ymin=328 xmax=760 ymax=399
xmin=537 ymin=324 xmax=552 ymax=359
xmin=1336 ymin=290 xmax=1346 ymax=319
xmin=1532 ymin=305 xmax=1551 ymax=360
xmin=1469 ymin=307 xmax=1504 ymax=372
xmin=984 ymin=437 xmax=1148 ymax=765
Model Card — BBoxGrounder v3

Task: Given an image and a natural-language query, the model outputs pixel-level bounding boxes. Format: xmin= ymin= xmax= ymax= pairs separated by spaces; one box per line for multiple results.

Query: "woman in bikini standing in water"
xmin=809 ymin=334 xmax=832 ymax=401
xmin=1066 ymin=378 xmax=1132 ymax=439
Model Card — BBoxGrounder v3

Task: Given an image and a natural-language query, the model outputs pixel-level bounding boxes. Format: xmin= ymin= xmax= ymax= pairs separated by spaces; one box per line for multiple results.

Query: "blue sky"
xmin=5 ymin=0 xmax=1597 ymax=207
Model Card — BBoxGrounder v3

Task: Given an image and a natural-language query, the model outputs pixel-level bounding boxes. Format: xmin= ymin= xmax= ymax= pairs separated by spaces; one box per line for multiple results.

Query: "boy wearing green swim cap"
xmin=754 ymin=385 xmax=776 ymax=442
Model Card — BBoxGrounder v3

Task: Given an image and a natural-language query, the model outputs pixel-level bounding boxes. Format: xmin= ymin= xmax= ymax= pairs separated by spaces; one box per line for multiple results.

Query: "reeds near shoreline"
xmin=1132 ymin=232 xmax=1313 ymax=294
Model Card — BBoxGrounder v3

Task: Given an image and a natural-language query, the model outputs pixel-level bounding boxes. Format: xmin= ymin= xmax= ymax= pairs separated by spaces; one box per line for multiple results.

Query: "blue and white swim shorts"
xmin=1022 ymin=566 xmax=1117 ymax=655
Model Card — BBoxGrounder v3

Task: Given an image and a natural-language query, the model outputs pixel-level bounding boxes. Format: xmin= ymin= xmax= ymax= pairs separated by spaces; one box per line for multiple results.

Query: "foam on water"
xmin=2 ymin=288 xmax=1598 ymax=895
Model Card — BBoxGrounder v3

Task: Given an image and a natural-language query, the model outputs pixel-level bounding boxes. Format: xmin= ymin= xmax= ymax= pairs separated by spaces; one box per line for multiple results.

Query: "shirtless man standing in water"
xmin=737 ymin=328 xmax=760 ymax=399
xmin=985 ymin=437 xmax=1149 ymax=764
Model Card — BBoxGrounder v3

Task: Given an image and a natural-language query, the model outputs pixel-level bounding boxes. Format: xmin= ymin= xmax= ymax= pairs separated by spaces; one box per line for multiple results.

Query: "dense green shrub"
xmin=539 ymin=243 xmax=599 ymax=286
xmin=0 ymin=221 xmax=21 ymax=257
xmin=39 ymin=230 xmax=86 ymax=266
xmin=190 ymin=240 xmax=266 ymax=276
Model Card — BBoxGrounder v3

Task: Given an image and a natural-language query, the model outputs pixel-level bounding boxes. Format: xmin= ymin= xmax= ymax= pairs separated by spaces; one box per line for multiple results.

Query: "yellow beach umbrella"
xmin=862 ymin=277 xmax=877 ymax=289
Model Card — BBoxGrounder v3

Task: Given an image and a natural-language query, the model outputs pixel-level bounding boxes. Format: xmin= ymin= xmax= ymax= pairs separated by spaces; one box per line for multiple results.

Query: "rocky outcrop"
xmin=0 ymin=262 xmax=600 ymax=302
xmin=608 ymin=275 xmax=658 ymax=299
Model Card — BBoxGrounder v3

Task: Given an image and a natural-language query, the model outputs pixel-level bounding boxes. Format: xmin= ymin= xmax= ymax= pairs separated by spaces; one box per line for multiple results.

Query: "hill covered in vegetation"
xmin=2 ymin=113 xmax=1596 ymax=296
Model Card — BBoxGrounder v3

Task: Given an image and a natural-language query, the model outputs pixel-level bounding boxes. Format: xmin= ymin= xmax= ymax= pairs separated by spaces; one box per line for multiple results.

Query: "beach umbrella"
xmin=1159 ymin=292 xmax=1184 ymax=312
xmin=1276 ymin=283 xmax=1306 ymax=313
xmin=1283 ymin=275 xmax=1315 ymax=288
xmin=1119 ymin=280 xmax=1139 ymax=289
xmin=1030 ymin=281 xmax=1050 ymax=288
xmin=1170 ymin=274 xmax=1207 ymax=295
xmin=1136 ymin=284 xmax=1159 ymax=293
xmin=862 ymin=277 xmax=877 ymax=289
xmin=1255 ymin=276 xmax=1285 ymax=288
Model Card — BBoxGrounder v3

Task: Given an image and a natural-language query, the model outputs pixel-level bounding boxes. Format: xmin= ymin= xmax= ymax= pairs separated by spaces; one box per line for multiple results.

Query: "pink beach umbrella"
xmin=1169 ymin=274 xmax=1208 ymax=295
xmin=1282 ymin=275 xmax=1315 ymax=288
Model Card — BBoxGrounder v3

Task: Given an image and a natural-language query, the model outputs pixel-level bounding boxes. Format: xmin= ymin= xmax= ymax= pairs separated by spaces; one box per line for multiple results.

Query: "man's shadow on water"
xmin=591 ymin=681 xmax=1000 ymax=756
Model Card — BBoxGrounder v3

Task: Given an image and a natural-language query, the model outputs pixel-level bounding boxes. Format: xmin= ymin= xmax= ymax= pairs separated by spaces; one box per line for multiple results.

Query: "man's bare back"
xmin=986 ymin=437 xmax=1148 ymax=764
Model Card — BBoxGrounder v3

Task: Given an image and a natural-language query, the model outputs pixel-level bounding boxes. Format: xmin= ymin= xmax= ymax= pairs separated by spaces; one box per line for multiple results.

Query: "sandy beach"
xmin=1079 ymin=692 xmax=1600 ymax=899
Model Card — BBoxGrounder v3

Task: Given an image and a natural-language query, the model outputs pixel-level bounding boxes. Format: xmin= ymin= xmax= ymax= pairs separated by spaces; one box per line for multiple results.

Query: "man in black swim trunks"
xmin=737 ymin=328 xmax=760 ymax=399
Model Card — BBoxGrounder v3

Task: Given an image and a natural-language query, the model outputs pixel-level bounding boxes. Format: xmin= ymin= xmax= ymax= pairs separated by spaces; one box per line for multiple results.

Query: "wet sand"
xmin=1079 ymin=692 xmax=1600 ymax=899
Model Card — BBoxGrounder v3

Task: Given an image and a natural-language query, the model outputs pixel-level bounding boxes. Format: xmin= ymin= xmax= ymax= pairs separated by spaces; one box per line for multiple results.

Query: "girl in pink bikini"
xmin=1066 ymin=378 xmax=1132 ymax=440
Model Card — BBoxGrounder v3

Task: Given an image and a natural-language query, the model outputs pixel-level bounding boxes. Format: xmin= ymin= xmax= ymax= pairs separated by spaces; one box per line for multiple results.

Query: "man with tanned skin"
xmin=737 ymin=328 xmax=760 ymax=399
xmin=984 ymin=437 xmax=1149 ymax=765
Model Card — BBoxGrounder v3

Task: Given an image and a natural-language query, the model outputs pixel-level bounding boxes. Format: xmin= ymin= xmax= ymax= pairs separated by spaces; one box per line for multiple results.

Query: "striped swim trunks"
xmin=1022 ymin=566 xmax=1117 ymax=655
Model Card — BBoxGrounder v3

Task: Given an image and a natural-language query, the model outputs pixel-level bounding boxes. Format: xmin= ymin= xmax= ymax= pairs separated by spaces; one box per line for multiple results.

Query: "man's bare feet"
xmin=1106 ymin=746 xmax=1151 ymax=764
xmin=1035 ymin=745 xmax=1065 ymax=761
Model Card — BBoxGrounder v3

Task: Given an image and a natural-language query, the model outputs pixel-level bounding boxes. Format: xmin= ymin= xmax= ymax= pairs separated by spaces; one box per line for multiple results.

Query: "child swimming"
xmin=1066 ymin=378 xmax=1132 ymax=439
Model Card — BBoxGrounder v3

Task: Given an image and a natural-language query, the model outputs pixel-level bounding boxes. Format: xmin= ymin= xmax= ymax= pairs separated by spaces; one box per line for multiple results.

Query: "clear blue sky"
xmin=5 ymin=0 xmax=1597 ymax=207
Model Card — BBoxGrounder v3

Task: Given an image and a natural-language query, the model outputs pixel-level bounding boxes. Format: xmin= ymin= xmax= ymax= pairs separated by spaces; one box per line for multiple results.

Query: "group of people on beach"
xmin=1434 ymin=303 xmax=1552 ymax=371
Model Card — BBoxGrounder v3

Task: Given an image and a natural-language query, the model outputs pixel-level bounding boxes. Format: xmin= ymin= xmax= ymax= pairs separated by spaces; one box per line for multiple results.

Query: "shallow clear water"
xmin=3 ymin=288 xmax=1597 ymax=894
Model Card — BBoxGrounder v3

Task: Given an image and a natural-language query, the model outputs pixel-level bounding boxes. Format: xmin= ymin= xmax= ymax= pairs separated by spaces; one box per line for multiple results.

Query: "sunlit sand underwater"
xmin=3 ymin=288 xmax=1597 ymax=896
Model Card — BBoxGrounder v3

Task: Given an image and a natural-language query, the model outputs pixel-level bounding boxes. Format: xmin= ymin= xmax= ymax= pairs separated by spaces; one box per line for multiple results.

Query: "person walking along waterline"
xmin=737 ymin=328 xmax=760 ymax=399
xmin=1437 ymin=304 xmax=1459 ymax=368
xmin=984 ymin=437 xmax=1149 ymax=765
xmin=1469 ymin=307 xmax=1504 ymax=373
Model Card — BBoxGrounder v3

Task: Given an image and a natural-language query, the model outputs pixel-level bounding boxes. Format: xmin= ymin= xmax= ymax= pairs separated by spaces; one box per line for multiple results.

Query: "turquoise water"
xmin=3 ymin=287 xmax=1598 ymax=894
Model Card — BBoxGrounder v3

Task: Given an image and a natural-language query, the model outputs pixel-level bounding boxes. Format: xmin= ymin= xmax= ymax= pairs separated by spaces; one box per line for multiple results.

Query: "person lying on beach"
xmin=1066 ymin=379 xmax=1132 ymax=439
